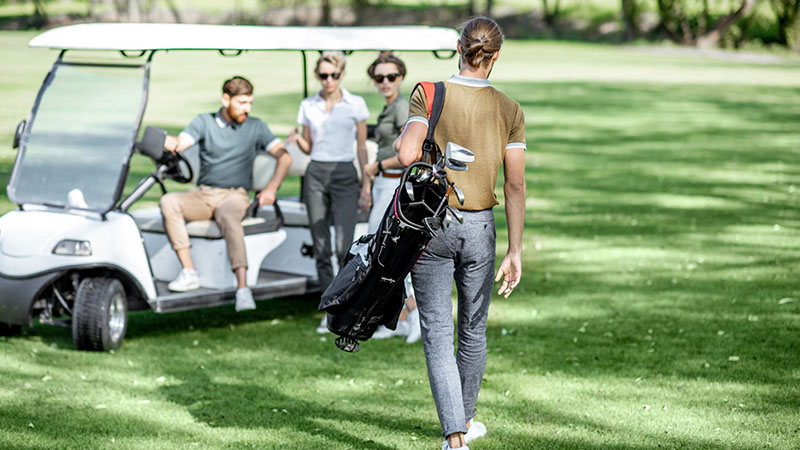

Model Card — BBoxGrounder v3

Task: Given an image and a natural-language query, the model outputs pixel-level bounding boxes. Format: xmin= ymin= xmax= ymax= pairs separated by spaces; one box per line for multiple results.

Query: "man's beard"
xmin=230 ymin=108 xmax=247 ymax=123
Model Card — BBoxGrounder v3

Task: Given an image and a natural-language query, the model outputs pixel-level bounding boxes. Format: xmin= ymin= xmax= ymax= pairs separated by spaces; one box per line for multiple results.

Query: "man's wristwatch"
xmin=377 ymin=160 xmax=383 ymax=174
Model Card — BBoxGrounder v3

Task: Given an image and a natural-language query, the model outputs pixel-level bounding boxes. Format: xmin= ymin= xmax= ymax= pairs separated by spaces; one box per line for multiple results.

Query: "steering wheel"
xmin=162 ymin=150 xmax=194 ymax=184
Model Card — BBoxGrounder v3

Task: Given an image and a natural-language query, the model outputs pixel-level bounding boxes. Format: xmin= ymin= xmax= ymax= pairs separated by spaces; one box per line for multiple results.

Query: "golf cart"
xmin=0 ymin=23 xmax=458 ymax=351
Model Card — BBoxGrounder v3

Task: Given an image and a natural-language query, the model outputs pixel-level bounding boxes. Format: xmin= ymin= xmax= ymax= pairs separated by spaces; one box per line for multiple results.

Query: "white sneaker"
xmin=168 ymin=268 xmax=200 ymax=292
xmin=465 ymin=420 xmax=487 ymax=443
xmin=372 ymin=321 xmax=409 ymax=339
xmin=316 ymin=316 xmax=329 ymax=334
xmin=441 ymin=441 xmax=469 ymax=450
xmin=235 ymin=287 xmax=256 ymax=312
xmin=405 ymin=308 xmax=421 ymax=344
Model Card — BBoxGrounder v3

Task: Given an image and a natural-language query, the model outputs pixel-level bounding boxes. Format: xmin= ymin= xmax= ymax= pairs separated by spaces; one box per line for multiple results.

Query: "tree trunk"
xmin=621 ymin=0 xmax=639 ymax=40
xmin=542 ymin=0 xmax=560 ymax=27
xmin=467 ymin=0 xmax=475 ymax=16
xmin=352 ymin=0 xmax=369 ymax=25
xmin=165 ymin=0 xmax=182 ymax=23
xmin=770 ymin=0 xmax=800 ymax=47
xmin=128 ymin=0 xmax=142 ymax=22
xmin=320 ymin=0 xmax=331 ymax=25
xmin=485 ymin=0 xmax=494 ymax=17
xmin=32 ymin=0 xmax=47 ymax=28
xmin=698 ymin=0 xmax=709 ymax=35
xmin=108 ymin=0 xmax=124 ymax=21
xmin=696 ymin=0 xmax=758 ymax=48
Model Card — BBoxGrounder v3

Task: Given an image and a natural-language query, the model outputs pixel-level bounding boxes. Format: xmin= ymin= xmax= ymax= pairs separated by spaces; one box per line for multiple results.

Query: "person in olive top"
xmin=160 ymin=76 xmax=292 ymax=312
xmin=362 ymin=52 xmax=421 ymax=344
xmin=396 ymin=18 xmax=526 ymax=450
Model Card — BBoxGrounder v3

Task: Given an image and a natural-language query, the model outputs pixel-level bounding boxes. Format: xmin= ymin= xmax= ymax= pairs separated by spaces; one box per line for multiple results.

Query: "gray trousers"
xmin=304 ymin=160 xmax=359 ymax=292
xmin=411 ymin=209 xmax=496 ymax=438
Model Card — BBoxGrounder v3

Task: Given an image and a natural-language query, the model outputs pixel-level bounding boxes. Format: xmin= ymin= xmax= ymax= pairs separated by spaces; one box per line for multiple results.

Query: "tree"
xmin=320 ymin=0 xmax=331 ymax=25
xmin=542 ymin=0 xmax=561 ymax=27
xmin=622 ymin=0 xmax=640 ymax=40
xmin=770 ymin=0 xmax=800 ymax=48
xmin=657 ymin=0 xmax=759 ymax=48
xmin=31 ymin=0 xmax=47 ymax=28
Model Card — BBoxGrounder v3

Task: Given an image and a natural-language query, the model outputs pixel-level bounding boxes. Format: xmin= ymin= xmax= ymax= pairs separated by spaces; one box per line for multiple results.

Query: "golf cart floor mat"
xmin=151 ymin=269 xmax=310 ymax=313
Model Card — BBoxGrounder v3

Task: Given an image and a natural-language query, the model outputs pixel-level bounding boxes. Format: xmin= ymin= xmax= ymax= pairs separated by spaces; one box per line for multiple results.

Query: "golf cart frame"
xmin=0 ymin=23 xmax=458 ymax=350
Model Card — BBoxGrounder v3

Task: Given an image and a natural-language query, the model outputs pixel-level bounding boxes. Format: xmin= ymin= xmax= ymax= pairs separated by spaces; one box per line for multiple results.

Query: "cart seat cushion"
xmin=131 ymin=208 xmax=278 ymax=238
xmin=255 ymin=198 xmax=309 ymax=227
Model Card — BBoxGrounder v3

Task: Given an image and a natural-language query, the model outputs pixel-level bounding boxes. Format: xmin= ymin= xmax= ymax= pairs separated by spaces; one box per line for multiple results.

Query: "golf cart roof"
xmin=29 ymin=23 xmax=459 ymax=53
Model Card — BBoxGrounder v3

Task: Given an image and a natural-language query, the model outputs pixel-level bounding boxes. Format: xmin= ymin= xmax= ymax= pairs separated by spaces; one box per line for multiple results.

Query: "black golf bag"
xmin=318 ymin=81 xmax=465 ymax=352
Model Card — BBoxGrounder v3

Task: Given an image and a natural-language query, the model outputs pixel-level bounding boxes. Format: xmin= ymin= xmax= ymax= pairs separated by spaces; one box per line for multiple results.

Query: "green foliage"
xmin=2 ymin=34 xmax=800 ymax=449
xmin=769 ymin=0 xmax=800 ymax=47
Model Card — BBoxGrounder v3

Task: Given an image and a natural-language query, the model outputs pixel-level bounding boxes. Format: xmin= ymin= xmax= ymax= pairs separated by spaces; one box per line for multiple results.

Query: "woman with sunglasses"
xmin=287 ymin=51 xmax=371 ymax=294
xmin=396 ymin=17 xmax=526 ymax=450
xmin=362 ymin=52 xmax=421 ymax=344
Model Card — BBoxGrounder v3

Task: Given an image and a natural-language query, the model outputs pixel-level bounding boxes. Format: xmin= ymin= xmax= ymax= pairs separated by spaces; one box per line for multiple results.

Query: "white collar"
xmin=214 ymin=108 xmax=238 ymax=129
xmin=311 ymin=88 xmax=357 ymax=106
xmin=448 ymin=74 xmax=491 ymax=87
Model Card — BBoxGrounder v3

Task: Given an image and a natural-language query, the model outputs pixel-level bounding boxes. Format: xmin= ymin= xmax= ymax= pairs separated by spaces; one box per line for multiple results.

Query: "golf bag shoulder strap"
xmin=414 ymin=81 xmax=446 ymax=163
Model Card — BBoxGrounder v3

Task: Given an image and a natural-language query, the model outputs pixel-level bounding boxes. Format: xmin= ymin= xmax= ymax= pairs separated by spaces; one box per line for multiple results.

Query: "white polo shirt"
xmin=296 ymin=88 xmax=370 ymax=162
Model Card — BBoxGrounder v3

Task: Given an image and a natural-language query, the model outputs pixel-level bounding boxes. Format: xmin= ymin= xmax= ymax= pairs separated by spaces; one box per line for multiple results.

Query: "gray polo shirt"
xmin=373 ymin=96 xmax=409 ymax=163
xmin=180 ymin=110 xmax=280 ymax=190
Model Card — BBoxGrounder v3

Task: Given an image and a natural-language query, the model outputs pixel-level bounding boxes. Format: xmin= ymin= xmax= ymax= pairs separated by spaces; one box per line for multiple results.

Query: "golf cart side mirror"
xmin=137 ymin=126 xmax=166 ymax=161
xmin=445 ymin=142 xmax=474 ymax=172
xmin=13 ymin=120 xmax=26 ymax=149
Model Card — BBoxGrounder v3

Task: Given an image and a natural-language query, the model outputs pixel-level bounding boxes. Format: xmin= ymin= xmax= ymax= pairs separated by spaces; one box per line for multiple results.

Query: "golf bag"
xmin=319 ymin=81 xmax=466 ymax=352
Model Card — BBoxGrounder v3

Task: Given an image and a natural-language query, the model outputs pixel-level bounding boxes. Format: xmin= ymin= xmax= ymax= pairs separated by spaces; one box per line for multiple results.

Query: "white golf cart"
xmin=0 ymin=23 xmax=458 ymax=351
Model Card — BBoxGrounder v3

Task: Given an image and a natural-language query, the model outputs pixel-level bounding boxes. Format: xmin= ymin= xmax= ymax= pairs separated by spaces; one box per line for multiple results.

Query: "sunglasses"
xmin=373 ymin=73 xmax=401 ymax=83
xmin=318 ymin=72 xmax=341 ymax=80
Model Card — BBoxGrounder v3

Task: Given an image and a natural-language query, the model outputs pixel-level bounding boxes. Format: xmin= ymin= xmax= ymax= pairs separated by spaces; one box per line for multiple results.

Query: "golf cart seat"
xmin=131 ymin=211 xmax=276 ymax=238
xmin=132 ymin=151 xmax=302 ymax=236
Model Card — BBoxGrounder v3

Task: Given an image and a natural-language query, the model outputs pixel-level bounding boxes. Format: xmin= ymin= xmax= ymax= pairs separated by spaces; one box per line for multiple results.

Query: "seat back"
xmin=177 ymin=145 xmax=277 ymax=192
xmin=252 ymin=151 xmax=277 ymax=191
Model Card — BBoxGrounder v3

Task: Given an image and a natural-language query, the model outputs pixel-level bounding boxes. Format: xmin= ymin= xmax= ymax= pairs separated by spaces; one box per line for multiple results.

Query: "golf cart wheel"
xmin=72 ymin=277 xmax=128 ymax=351
xmin=0 ymin=322 xmax=22 ymax=337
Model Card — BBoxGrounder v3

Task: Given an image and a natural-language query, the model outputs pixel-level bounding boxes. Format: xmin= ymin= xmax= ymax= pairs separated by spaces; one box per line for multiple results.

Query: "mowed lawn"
xmin=1 ymin=31 xmax=800 ymax=449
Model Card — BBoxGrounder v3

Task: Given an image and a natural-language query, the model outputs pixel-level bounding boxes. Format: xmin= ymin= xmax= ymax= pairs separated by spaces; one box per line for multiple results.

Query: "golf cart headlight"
xmin=53 ymin=239 xmax=92 ymax=256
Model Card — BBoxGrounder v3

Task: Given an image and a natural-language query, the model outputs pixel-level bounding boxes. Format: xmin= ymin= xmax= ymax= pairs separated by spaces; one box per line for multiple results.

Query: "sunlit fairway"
xmin=1 ymin=31 xmax=800 ymax=449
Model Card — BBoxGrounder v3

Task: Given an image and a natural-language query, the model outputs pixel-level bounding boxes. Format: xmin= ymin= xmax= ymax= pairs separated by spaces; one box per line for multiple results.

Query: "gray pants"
xmin=304 ymin=160 xmax=359 ymax=292
xmin=411 ymin=209 xmax=496 ymax=438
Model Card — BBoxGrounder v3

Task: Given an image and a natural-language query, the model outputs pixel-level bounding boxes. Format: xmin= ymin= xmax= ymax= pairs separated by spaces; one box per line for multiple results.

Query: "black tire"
xmin=72 ymin=277 xmax=128 ymax=351
xmin=0 ymin=322 xmax=22 ymax=337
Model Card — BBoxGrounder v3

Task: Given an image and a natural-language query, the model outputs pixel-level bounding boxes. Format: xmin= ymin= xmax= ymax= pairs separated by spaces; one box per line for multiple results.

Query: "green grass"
xmin=2 ymin=31 xmax=800 ymax=449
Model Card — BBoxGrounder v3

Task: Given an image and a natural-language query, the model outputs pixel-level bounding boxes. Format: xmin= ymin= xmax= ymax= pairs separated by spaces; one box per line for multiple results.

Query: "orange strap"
xmin=418 ymin=81 xmax=436 ymax=119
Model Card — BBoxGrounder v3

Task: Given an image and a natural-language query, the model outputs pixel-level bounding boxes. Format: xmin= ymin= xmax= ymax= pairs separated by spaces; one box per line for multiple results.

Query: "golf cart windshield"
xmin=8 ymin=62 xmax=146 ymax=212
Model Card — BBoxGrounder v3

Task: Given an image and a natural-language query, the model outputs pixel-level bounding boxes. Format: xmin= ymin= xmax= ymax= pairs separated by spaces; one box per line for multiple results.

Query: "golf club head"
xmin=423 ymin=216 xmax=442 ymax=236
xmin=417 ymin=170 xmax=431 ymax=183
xmin=445 ymin=210 xmax=453 ymax=227
xmin=404 ymin=181 xmax=415 ymax=201
xmin=335 ymin=336 xmax=360 ymax=353
xmin=453 ymin=185 xmax=465 ymax=205
xmin=445 ymin=142 xmax=475 ymax=171
xmin=448 ymin=206 xmax=464 ymax=224
xmin=447 ymin=159 xmax=467 ymax=171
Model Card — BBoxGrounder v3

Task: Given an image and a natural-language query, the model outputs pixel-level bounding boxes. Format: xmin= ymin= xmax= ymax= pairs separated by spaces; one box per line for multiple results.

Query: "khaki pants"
xmin=160 ymin=186 xmax=250 ymax=271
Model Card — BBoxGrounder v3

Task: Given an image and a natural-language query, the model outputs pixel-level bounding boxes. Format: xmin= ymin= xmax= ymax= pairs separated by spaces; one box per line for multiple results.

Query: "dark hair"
xmin=459 ymin=17 xmax=504 ymax=69
xmin=222 ymin=76 xmax=253 ymax=97
xmin=367 ymin=51 xmax=407 ymax=78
